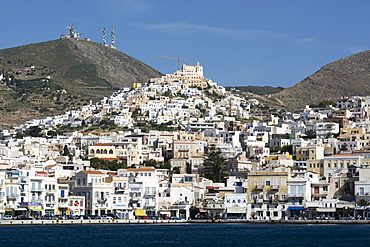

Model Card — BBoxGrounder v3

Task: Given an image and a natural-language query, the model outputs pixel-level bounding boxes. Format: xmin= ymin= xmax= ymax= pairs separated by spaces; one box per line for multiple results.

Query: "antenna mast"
xmin=103 ymin=27 xmax=107 ymax=45
xmin=111 ymin=26 xmax=115 ymax=47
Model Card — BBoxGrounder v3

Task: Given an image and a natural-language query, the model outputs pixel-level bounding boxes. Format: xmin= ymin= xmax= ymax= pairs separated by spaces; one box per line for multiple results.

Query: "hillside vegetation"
xmin=0 ymin=38 xmax=162 ymax=127
xmin=226 ymin=86 xmax=285 ymax=95
xmin=273 ymin=50 xmax=370 ymax=110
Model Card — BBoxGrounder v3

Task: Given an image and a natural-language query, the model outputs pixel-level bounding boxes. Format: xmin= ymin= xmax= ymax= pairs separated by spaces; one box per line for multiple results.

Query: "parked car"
xmin=90 ymin=215 xmax=102 ymax=219
xmin=101 ymin=215 xmax=113 ymax=220
xmin=15 ymin=215 xmax=33 ymax=220
xmin=170 ymin=217 xmax=181 ymax=220
xmin=136 ymin=216 xmax=148 ymax=220
xmin=149 ymin=216 xmax=162 ymax=220
xmin=41 ymin=215 xmax=53 ymax=220
xmin=195 ymin=215 xmax=212 ymax=220
xmin=53 ymin=215 xmax=67 ymax=220
xmin=74 ymin=215 xmax=91 ymax=220
xmin=3 ymin=215 xmax=12 ymax=220
xmin=105 ymin=213 xmax=119 ymax=219
xmin=162 ymin=215 xmax=170 ymax=220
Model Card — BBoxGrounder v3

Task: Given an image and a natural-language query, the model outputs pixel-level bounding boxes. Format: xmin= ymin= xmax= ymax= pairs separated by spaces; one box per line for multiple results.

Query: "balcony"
xmin=7 ymin=194 xmax=18 ymax=200
xmin=288 ymin=193 xmax=305 ymax=198
xmin=31 ymin=187 xmax=43 ymax=192
xmin=252 ymin=185 xmax=263 ymax=191
xmin=144 ymin=191 xmax=156 ymax=197
xmin=114 ymin=190 xmax=126 ymax=195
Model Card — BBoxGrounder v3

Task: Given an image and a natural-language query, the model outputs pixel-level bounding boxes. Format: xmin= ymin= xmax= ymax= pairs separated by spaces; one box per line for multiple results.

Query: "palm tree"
xmin=356 ymin=199 xmax=370 ymax=219
xmin=340 ymin=207 xmax=351 ymax=219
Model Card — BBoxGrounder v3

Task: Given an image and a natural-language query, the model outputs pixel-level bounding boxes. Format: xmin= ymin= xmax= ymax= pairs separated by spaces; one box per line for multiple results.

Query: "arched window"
xmin=90 ymin=149 xmax=95 ymax=154
xmin=109 ymin=149 xmax=113 ymax=154
xmin=96 ymin=149 xmax=101 ymax=154
xmin=103 ymin=149 xmax=108 ymax=154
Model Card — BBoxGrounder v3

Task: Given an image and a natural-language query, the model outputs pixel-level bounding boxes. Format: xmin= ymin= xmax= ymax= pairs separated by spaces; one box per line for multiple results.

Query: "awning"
xmin=288 ymin=207 xmax=304 ymax=210
xmin=317 ymin=208 xmax=336 ymax=212
xmin=227 ymin=207 xmax=246 ymax=213
xmin=30 ymin=208 xmax=44 ymax=211
xmin=134 ymin=209 xmax=147 ymax=216
xmin=199 ymin=209 xmax=207 ymax=213
xmin=159 ymin=211 xmax=171 ymax=215
xmin=15 ymin=208 xmax=27 ymax=211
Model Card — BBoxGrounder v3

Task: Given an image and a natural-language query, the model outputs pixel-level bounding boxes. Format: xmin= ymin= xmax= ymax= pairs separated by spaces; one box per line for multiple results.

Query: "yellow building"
xmin=247 ymin=167 xmax=290 ymax=220
xmin=296 ymin=146 xmax=324 ymax=161
xmin=306 ymin=159 xmax=324 ymax=177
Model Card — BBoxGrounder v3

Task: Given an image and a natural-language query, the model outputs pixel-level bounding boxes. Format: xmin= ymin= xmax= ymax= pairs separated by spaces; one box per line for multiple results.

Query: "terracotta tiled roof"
xmin=98 ymin=158 xmax=120 ymax=161
xmin=91 ymin=143 xmax=111 ymax=147
xmin=330 ymin=153 xmax=357 ymax=157
xmin=36 ymin=171 xmax=48 ymax=174
xmin=127 ymin=167 xmax=155 ymax=172
xmin=81 ymin=170 xmax=105 ymax=175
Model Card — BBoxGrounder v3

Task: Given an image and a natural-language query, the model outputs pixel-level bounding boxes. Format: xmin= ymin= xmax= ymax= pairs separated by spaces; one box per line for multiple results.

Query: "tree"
xmin=356 ymin=199 xmax=370 ymax=218
xmin=62 ymin=145 xmax=70 ymax=156
xmin=305 ymin=130 xmax=316 ymax=139
xmin=89 ymin=157 xmax=127 ymax=171
xmin=280 ymin=145 xmax=292 ymax=154
xmin=203 ymin=147 xmax=227 ymax=183
xmin=25 ymin=126 xmax=43 ymax=137
xmin=140 ymin=159 xmax=165 ymax=169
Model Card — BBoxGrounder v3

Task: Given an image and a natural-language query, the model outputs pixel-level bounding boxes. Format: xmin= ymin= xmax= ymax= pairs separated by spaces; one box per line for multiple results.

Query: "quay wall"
xmin=1 ymin=219 xmax=370 ymax=225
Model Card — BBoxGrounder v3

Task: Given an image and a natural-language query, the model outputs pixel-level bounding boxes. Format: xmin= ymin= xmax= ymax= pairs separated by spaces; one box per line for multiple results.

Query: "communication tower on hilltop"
xmin=103 ymin=27 xmax=107 ymax=45
xmin=61 ymin=25 xmax=83 ymax=39
xmin=111 ymin=26 xmax=115 ymax=48
xmin=68 ymin=25 xmax=77 ymax=38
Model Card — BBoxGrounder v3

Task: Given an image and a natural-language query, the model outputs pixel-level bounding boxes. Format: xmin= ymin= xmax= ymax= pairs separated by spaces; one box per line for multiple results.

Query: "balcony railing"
xmin=31 ymin=187 xmax=43 ymax=192
xmin=252 ymin=185 xmax=263 ymax=191
xmin=7 ymin=194 xmax=18 ymax=200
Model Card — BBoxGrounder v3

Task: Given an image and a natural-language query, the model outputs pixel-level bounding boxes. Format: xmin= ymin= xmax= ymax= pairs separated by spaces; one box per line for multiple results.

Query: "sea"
xmin=1 ymin=223 xmax=369 ymax=247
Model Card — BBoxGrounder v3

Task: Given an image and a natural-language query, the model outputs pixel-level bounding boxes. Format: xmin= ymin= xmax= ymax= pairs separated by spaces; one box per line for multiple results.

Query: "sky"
xmin=1 ymin=0 xmax=370 ymax=88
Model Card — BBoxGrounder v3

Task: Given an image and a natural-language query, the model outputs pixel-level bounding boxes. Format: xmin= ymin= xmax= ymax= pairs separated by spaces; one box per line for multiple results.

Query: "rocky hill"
xmin=273 ymin=50 xmax=370 ymax=110
xmin=0 ymin=38 xmax=162 ymax=128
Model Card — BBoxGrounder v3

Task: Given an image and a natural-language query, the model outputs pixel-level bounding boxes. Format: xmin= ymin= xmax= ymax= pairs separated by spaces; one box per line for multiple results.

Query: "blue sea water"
xmin=1 ymin=223 xmax=369 ymax=247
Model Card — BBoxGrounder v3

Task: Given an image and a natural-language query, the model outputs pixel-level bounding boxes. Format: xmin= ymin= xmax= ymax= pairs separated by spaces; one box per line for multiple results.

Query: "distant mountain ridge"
xmin=273 ymin=50 xmax=370 ymax=110
xmin=0 ymin=38 xmax=162 ymax=127
xmin=226 ymin=86 xmax=284 ymax=95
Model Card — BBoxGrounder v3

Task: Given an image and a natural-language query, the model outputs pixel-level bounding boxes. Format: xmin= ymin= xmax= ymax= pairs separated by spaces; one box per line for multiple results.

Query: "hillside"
xmin=273 ymin=50 xmax=370 ymax=110
xmin=0 ymin=38 xmax=162 ymax=128
xmin=226 ymin=86 xmax=285 ymax=95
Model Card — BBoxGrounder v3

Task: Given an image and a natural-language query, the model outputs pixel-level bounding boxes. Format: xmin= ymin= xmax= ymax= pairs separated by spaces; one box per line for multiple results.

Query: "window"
xmin=281 ymin=177 xmax=286 ymax=186
xmin=281 ymin=194 xmax=286 ymax=200
xmin=359 ymin=187 xmax=364 ymax=195
xmin=265 ymin=180 xmax=271 ymax=186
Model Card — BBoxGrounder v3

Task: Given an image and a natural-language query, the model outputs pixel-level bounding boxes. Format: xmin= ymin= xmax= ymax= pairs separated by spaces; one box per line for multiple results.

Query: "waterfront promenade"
xmin=1 ymin=218 xmax=370 ymax=225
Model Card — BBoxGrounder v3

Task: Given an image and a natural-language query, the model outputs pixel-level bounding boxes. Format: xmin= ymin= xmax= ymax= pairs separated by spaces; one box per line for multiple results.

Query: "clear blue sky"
xmin=1 ymin=0 xmax=369 ymax=88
